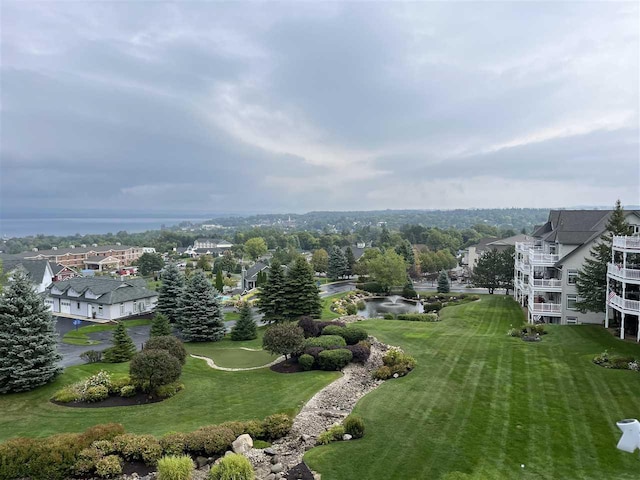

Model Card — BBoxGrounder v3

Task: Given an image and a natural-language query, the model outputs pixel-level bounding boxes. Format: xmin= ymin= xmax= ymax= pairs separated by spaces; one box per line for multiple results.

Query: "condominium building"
xmin=606 ymin=236 xmax=640 ymax=340
xmin=18 ymin=244 xmax=144 ymax=269
xmin=514 ymin=210 xmax=640 ymax=325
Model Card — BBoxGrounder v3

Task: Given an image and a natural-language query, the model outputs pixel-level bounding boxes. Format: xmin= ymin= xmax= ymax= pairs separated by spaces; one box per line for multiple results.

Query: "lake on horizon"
xmin=0 ymin=217 xmax=211 ymax=238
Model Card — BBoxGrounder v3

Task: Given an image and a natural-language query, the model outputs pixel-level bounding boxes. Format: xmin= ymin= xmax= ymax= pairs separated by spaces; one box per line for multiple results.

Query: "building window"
xmin=120 ymin=304 xmax=125 ymax=315
xmin=567 ymin=294 xmax=578 ymax=310
xmin=566 ymin=316 xmax=578 ymax=324
xmin=77 ymin=302 xmax=80 ymax=309
xmin=567 ymin=270 xmax=578 ymax=285
xmin=145 ymin=297 xmax=150 ymax=306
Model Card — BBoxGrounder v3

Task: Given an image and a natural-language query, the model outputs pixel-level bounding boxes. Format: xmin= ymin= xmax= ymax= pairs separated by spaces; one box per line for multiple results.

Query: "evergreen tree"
xmin=379 ymin=225 xmax=392 ymax=247
xmin=437 ymin=270 xmax=450 ymax=293
xmin=156 ymin=263 xmax=184 ymax=325
xmin=395 ymin=239 xmax=415 ymax=266
xmin=103 ymin=322 xmax=137 ymax=363
xmin=0 ymin=269 xmax=61 ymax=393
xmin=230 ymin=302 xmax=257 ymax=341
xmin=258 ymin=263 xmax=287 ymax=323
xmin=472 ymin=249 xmax=502 ymax=294
xmin=215 ymin=268 xmax=224 ymax=292
xmin=150 ymin=313 xmax=172 ymax=337
xmin=576 ymin=200 xmax=632 ymax=313
xmin=344 ymin=247 xmax=356 ymax=278
xmin=327 ymin=246 xmax=348 ymax=281
xmin=282 ymin=256 xmax=322 ymax=320
xmin=179 ymin=271 xmax=225 ymax=342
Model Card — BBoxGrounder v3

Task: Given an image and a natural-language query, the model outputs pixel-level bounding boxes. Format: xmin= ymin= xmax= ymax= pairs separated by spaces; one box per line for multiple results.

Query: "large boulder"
xmin=232 ymin=433 xmax=254 ymax=454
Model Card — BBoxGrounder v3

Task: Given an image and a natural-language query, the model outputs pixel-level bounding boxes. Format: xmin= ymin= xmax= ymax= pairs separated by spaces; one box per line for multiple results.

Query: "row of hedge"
xmin=0 ymin=414 xmax=293 ymax=480
xmin=382 ymin=313 xmax=439 ymax=322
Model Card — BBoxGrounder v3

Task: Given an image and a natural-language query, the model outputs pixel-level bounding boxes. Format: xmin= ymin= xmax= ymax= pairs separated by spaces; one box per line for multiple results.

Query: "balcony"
xmin=608 ymin=264 xmax=640 ymax=283
xmin=613 ymin=236 xmax=640 ymax=251
xmin=609 ymin=294 xmax=640 ymax=314
xmin=529 ymin=302 xmax=562 ymax=315
xmin=528 ymin=251 xmax=560 ymax=265
xmin=516 ymin=242 xmax=535 ymax=253
xmin=529 ymin=278 xmax=563 ymax=291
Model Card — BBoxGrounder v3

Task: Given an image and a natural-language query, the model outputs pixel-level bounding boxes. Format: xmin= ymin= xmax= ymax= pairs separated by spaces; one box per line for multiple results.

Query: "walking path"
xmin=190 ymin=354 xmax=285 ymax=372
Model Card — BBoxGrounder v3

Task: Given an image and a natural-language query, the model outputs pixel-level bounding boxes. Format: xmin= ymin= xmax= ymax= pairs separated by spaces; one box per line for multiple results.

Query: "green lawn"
xmin=62 ymin=319 xmax=153 ymax=345
xmin=305 ymin=295 xmax=640 ymax=480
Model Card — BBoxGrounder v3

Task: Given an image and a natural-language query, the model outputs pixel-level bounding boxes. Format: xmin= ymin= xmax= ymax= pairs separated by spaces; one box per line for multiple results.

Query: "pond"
xmin=357 ymin=295 xmax=423 ymax=318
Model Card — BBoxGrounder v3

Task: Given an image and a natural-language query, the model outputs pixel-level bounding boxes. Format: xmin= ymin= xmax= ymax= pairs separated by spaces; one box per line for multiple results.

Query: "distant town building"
xmin=16 ymin=244 xmax=144 ymax=269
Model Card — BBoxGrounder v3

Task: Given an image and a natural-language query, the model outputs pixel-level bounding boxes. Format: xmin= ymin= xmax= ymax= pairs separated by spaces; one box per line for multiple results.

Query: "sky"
xmin=1 ymin=1 xmax=638 ymax=217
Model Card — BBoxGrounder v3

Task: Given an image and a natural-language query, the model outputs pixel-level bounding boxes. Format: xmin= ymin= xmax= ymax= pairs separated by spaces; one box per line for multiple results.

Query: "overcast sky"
xmin=1 ymin=1 xmax=638 ymax=216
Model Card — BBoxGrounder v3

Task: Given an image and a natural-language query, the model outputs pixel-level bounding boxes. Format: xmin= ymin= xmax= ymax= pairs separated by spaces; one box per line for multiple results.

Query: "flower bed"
xmin=330 ymin=290 xmax=372 ymax=315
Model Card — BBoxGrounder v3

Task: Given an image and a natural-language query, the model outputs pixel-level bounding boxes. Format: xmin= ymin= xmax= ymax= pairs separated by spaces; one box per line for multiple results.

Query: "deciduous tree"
xmin=311 ymin=248 xmax=329 ymax=274
xmin=367 ymin=250 xmax=407 ymax=292
xmin=262 ymin=323 xmax=305 ymax=360
xmin=137 ymin=252 xmax=165 ymax=276
xmin=245 ymin=237 xmax=268 ymax=261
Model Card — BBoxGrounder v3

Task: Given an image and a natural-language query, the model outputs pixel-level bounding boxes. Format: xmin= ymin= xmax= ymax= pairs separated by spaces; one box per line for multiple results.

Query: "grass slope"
xmin=305 ymin=295 xmax=640 ymax=480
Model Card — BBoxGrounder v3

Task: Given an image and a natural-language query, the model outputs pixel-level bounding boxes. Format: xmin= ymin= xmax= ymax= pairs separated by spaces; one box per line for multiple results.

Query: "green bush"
xmin=112 ymin=433 xmax=163 ymax=465
xmin=208 ymin=453 xmax=254 ymax=480
xmin=144 ymin=336 xmax=188 ymax=365
xmin=298 ymin=353 xmax=315 ymax=371
xmin=322 ymin=325 xmax=346 ymax=337
xmin=356 ymin=299 xmax=366 ymax=310
xmin=79 ymin=423 xmax=126 ymax=444
xmin=345 ymin=303 xmax=358 ymax=315
xmin=396 ymin=313 xmax=439 ymax=322
xmin=344 ymin=415 xmax=365 ymax=439
xmin=423 ymin=301 xmax=442 ymax=312
xmin=317 ymin=425 xmax=345 ymax=445
xmin=355 ymin=281 xmax=385 ymax=293
xmin=155 ymin=382 xmax=185 ymax=398
xmin=52 ymin=386 xmax=80 ymax=403
xmin=373 ymin=365 xmax=392 ymax=380
xmin=261 ymin=413 xmax=293 ymax=440
xmin=318 ymin=349 xmax=353 ymax=371
xmin=95 ymin=455 xmax=122 ymax=478
xmin=160 ymin=432 xmax=188 ymax=456
xmin=304 ymin=335 xmax=346 ymax=349
xmin=184 ymin=426 xmax=235 ymax=456
xmin=157 ymin=454 xmax=195 ymax=480
xmin=109 ymin=375 xmax=132 ymax=394
xmin=341 ymin=326 xmax=368 ymax=345
xmin=72 ymin=447 xmax=102 ymax=476
xmin=130 ymin=349 xmax=182 ymax=392
xmin=120 ymin=385 xmax=137 ymax=397
xmin=383 ymin=313 xmax=395 ymax=320
xmin=85 ymin=385 xmax=109 ymax=403
xmin=92 ymin=440 xmax=115 ymax=455
xmin=80 ymin=350 xmax=103 ymax=363
xmin=347 ymin=342 xmax=371 ymax=363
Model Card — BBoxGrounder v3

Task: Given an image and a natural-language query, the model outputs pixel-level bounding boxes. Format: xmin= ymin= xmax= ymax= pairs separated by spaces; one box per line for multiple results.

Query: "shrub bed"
xmin=396 ymin=313 xmax=439 ymax=322
xmin=374 ymin=348 xmax=417 ymax=380
xmin=304 ymin=335 xmax=347 ymax=349
xmin=318 ymin=349 xmax=353 ymax=371
xmin=593 ymin=350 xmax=638 ymax=370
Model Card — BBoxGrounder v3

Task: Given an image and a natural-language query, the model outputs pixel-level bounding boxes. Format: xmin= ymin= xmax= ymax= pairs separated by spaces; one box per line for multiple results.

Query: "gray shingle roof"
xmin=47 ymin=277 xmax=157 ymax=305
xmin=3 ymin=259 xmax=50 ymax=283
xmin=245 ymin=262 xmax=268 ymax=279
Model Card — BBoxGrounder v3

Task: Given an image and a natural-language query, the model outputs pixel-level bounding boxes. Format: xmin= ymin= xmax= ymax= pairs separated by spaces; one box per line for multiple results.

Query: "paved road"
xmin=320 ymin=281 xmax=356 ymax=297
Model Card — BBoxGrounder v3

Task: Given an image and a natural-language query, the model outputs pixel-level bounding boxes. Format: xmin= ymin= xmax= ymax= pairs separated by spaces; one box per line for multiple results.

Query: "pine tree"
xmin=344 ymin=247 xmax=356 ymax=278
xmin=156 ymin=263 xmax=184 ymax=325
xmin=576 ymin=200 xmax=632 ymax=313
xmin=472 ymin=249 xmax=502 ymax=294
xmin=258 ymin=263 xmax=287 ymax=323
xmin=150 ymin=313 xmax=172 ymax=337
xmin=437 ymin=270 xmax=450 ymax=293
xmin=230 ymin=302 xmax=257 ymax=341
xmin=215 ymin=269 xmax=224 ymax=292
xmin=103 ymin=322 xmax=137 ymax=363
xmin=0 ymin=269 xmax=61 ymax=393
xmin=283 ymin=256 xmax=322 ymax=320
xmin=179 ymin=271 xmax=225 ymax=342
xmin=327 ymin=246 xmax=348 ymax=281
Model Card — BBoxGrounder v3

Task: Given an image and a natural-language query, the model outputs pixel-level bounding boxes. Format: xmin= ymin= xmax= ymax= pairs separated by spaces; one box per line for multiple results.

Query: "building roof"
xmin=20 ymin=244 xmax=139 ymax=257
xmin=245 ymin=262 xmax=268 ymax=279
xmin=486 ymin=234 xmax=532 ymax=248
xmin=471 ymin=237 xmax=500 ymax=252
xmin=341 ymin=246 xmax=366 ymax=261
xmin=3 ymin=259 xmax=50 ymax=284
xmin=84 ymin=255 xmax=120 ymax=263
xmin=47 ymin=277 xmax=157 ymax=305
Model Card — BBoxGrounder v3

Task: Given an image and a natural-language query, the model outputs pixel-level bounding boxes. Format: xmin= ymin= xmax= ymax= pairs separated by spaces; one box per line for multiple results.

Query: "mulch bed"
xmin=287 ymin=462 xmax=316 ymax=480
xmin=270 ymin=359 xmax=305 ymax=374
xmin=51 ymin=392 xmax=166 ymax=408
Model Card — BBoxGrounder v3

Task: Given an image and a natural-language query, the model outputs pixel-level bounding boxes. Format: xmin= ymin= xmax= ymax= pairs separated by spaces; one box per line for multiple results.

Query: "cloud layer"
xmin=1 ymin=2 xmax=638 ymax=216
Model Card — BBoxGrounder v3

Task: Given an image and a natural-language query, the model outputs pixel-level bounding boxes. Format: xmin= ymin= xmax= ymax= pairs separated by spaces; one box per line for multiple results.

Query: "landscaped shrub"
xmin=73 ymin=447 xmax=102 ymax=476
xmin=92 ymin=440 xmax=115 ymax=455
xmin=109 ymin=375 xmax=132 ymax=394
xmin=144 ymin=336 xmax=188 ymax=365
xmin=208 ymin=453 xmax=254 ymax=480
xmin=343 ymin=415 xmax=365 ymax=439
xmin=318 ymin=349 xmax=353 ymax=371
xmin=345 ymin=303 xmax=358 ymax=315
xmin=356 ymin=299 xmax=366 ymax=310
xmin=341 ymin=327 xmax=368 ymax=345
xmin=507 ymin=328 xmax=521 ymax=337
xmin=316 ymin=425 xmax=345 ymax=445
xmin=85 ymin=385 xmax=110 ymax=403
xmin=160 ymin=432 xmax=188 ymax=456
xmin=155 ymin=381 xmax=185 ymax=398
xmin=297 ymin=316 xmax=321 ymax=338
xmin=298 ymin=353 xmax=315 ymax=371
xmin=373 ymin=365 xmax=392 ymax=380
xmin=157 ymin=454 xmax=195 ymax=480
xmin=530 ymin=324 xmax=547 ymax=335
xmin=130 ymin=349 xmax=182 ymax=392
xmin=304 ymin=335 xmax=346 ymax=349
xmin=355 ymin=281 xmax=385 ymax=293
xmin=53 ymin=386 xmax=80 ymax=403
xmin=374 ymin=348 xmax=417 ymax=379
xmin=261 ymin=413 xmax=293 ymax=440
xmin=80 ymin=349 xmax=103 ymax=363
xmin=112 ymin=433 xmax=163 ymax=465
xmin=322 ymin=325 xmax=346 ymax=336
xmin=396 ymin=313 xmax=439 ymax=322
xmin=422 ymin=301 xmax=442 ymax=312
xmin=79 ymin=423 xmax=126 ymax=444
xmin=383 ymin=313 xmax=395 ymax=320
xmin=120 ymin=385 xmax=137 ymax=397
xmin=184 ymin=426 xmax=236 ymax=456
xmin=347 ymin=342 xmax=371 ymax=363
xmin=95 ymin=455 xmax=122 ymax=478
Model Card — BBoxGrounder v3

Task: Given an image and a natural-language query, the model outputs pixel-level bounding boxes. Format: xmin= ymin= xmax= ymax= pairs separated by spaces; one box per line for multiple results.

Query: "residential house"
xmin=242 ymin=262 xmax=268 ymax=291
xmin=514 ymin=210 xmax=640 ymax=326
xmin=45 ymin=277 xmax=158 ymax=321
xmin=2 ymin=258 xmax=54 ymax=293
xmin=606 ymin=235 xmax=640 ymax=340
xmin=49 ymin=262 xmax=80 ymax=281
xmin=464 ymin=234 xmax=531 ymax=272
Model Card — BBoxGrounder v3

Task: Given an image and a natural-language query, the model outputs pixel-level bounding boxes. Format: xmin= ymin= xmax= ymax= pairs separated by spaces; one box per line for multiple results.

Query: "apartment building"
xmin=19 ymin=244 xmax=144 ymax=269
xmin=514 ymin=210 xmax=640 ymax=325
xmin=606 ymin=236 xmax=640 ymax=340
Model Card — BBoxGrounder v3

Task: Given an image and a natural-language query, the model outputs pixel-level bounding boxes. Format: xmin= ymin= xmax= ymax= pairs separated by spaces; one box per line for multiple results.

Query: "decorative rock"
xmin=264 ymin=447 xmax=277 ymax=456
xmin=264 ymin=474 xmax=276 ymax=480
xmin=301 ymin=434 xmax=311 ymax=442
xmin=232 ymin=433 xmax=254 ymax=454
xmin=393 ymin=373 xmax=399 ymax=378
xmin=343 ymin=434 xmax=352 ymax=441
xmin=270 ymin=463 xmax=284 ymax=474
xmin=225 ymin=450 xmax=235 ymax=456
xmin=196 ymin=456 xmax=209 ymax=468
xmin=271 ymin=455 xmax=280 ymax=465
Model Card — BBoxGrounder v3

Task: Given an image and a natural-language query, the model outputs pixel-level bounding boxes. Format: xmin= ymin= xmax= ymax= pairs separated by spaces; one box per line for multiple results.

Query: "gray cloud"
xmin=1 ymin=1 xmax=638 ymax=218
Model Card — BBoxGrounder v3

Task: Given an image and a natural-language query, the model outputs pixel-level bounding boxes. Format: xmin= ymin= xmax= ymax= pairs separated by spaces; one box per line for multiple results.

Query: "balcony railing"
xmin=530 ymin=278 xmax=563 ymax=289
xmin=608 ymin=263 xmax=640 ymax=282
xmin=529 ymin=251 xmax=560 ymax=265
xmin=609 ymin=294 xmax=640 ymax=314
xmin=516 ymin=242 xmax=535 ymax=253
xmin=529 ymin=303 xmax=562 ymax=314
xmin=613 ymin=236 xmax=640 ymax=251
